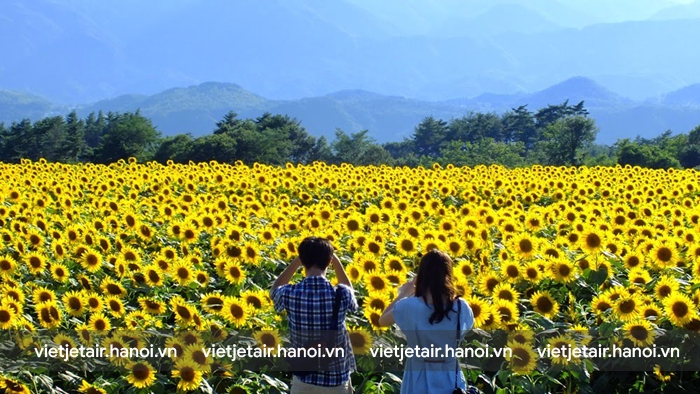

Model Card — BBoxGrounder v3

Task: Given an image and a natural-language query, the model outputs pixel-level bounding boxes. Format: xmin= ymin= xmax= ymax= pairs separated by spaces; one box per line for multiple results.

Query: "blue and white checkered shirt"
xmin=272 ymin=275 xmax=358 ymax=387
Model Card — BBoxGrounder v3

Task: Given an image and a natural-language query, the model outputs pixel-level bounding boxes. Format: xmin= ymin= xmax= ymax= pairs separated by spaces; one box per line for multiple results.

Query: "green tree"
xmin=678 ymin=125 xmax=700 ymax=168
xmin=615 ymin=139 xmax=681 ymax=169
xmin=32 ymin=116 xmax=67 ymax=162
xmin=502 ymin=105 xmax=538 ymax=150
xmin=255 ymin=113 xmax=316 ymax=163
xmin=411 ymin=116 xmax=448 ymax=158
xmin=84 ymin=111 xmax=107 ymax=149
xmin=153 ymin=134 xmax=195 ymax=163
xmin=188 ymin=133 xmax=237 ymax=163
xmin=538 ymin=116 xmax=598 ymax=166
xmin=93 ymin=111 xmax=161 ymax=163
xmin=331 ymin=129 xmax=392 ymax=165
xmin=62 ymin=111 xmax=88 ymax=162
xmin=438 ymin=139 xmax=525 ymax=167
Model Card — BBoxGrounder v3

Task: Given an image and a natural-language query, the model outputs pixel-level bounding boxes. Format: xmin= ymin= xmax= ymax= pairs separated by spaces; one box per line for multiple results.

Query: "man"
xmin=270 ymin=236 xmax=357 ymax=393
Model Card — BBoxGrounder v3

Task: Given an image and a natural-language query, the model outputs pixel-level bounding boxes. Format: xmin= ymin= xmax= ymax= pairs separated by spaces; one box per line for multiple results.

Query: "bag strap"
xmin=330 ymin=286 xmax=341 ymax=331
xmin=454 ymin=296 xmax=462 ymax=391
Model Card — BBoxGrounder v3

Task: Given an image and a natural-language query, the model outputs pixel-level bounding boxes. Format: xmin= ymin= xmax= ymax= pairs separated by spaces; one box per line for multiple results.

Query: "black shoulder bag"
xmin=287 ymin=287 xmax=342 ymax=377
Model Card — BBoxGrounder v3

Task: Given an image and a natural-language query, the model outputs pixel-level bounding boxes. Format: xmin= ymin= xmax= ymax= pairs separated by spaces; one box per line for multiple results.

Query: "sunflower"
xmin=365 ymin=273 xmax=390 ymax=293
xmin=102 ymin=336 xmax=130 ymax=366
xmin=143 ymin=265 xmax=164 ymax=287
xmin=33 ymin=286 xmax=57 ymax=304
xmin=0 ymin=254 xmax=20 ymax=275
xmin=0 ymin=304 xmax=16 ymax=329
xmin=100 ymin=278 xmax=127 ymax=298
xmin=493 ymin=283 xmax=520 ymax=303
xmin=240 ymin=290 xmax=270 ymax=312
xmin=223 ymin=260 xmax=246 ymax=285
xmin=364 ymin=307 xmax=386 ymax=331
xmin=79 ymin=247 xmax=103 ymax=273
xmin=614 ymin=294 xmax=641 ymax=321
xmin=62 ymin=290 xmax=87 ymax=317
xmin=139 ymin=297 xmax=166 ymax=315
xmin=507 ymin=326 xmax=535 ymax=345
xmin=0 ymin=376 xmax=31 ymax=394
xmin=591 ymin=294 xmax=613 ymax=316
xmin=579 ymin=229 xmax=605 ymax=254
xmin=172 ymin=358 xmax=204 ymax=391
xmin=547 ymin=336 xmax=578 ymax=365
xmin=500 ymin=260 xmax=522 ymax=283
xmin=171 ymin=297 xmax=197 ymax=326
xmin=36 ymin=301 xmax=62 ymax=329
xmin=654 ymin=275 xmax=680 ymax=299
xmin=183 ymin=344 xmax=212 ymax=372
xmin=254 ymin=327 xmax=282 ymax=355
xmin=664 ymin=293 xmax=697 ymax=327
xmin=50 ymin=262 xmax=70 ymax=282
xmin=88 ymin=312 xmax=112 ymax=333
xmin=478 ymin=273 xmax=501 ymax=296
xmin=628 ymin=267 xmax=652 ymax=287
xmin=505 ymin=341 xmax=538 ymax=374
xmin=365 ymin=291 xmax=391 ymax=312
xmin=348 ymin=327 xmax=373 ymax=355
xmin=549 ymin=258 xmax=577 ymax=283
xmin=78 ymin=380 xmax=107 ymax=394
xmin=104 ymin=296 xmax=125 ymax=318
xmin=395 ymin=236 xmax=417 ymax=256
xmin=623 ymin=319 xmax=655 ymax=347
xmin=23 ymin=252 xmax=46 ymax=275
xmin=171 ymin=260 xmax=194 ymax=286
xmin=530 ymin=290 xmax=559 ymax=319
xmin=221 ymin=297 xmax=248 ymax=327
xmin=493 ymin=299 xmax=519 ymax=327
xmin=464 ymin=296 xmax=490 ymax=328
xmin=125 ymin=361 xmax=156 ymax=389
xmin=197 ymin=292 xmax=225 ymax=314
xmin=650 ymin=240 xmax=677 ymax=269
xmin=509 ymin=233 xmax=538 ymax=259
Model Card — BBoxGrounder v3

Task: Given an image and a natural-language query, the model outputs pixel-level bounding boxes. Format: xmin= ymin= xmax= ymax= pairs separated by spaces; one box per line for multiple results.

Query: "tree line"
xmin=1 ymin=101 xmax=699 ymax=169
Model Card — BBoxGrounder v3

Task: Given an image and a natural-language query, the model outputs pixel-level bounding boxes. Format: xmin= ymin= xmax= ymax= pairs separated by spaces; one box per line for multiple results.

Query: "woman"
xmin=379 ymin=249 xmax=474 ymax=394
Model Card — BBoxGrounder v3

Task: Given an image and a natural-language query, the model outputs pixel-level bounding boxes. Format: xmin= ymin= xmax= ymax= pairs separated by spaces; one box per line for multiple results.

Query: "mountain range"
xmin=1 ymin=0 xmax=700 ymax=104
xmin=2 ymin=77 xmax=700 ymax=145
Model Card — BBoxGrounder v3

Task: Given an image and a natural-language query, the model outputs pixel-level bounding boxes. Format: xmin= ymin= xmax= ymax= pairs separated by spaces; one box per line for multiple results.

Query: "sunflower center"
xmin=506 ymin=266 xmax=519 ymax=278
xmin=558 ymin=264 xmax=571 ymax=277
xmin=630 ymin=325 xmax=648 ymax=341
xmin=619 ymin=299 xmax=635 ymax=314
xmin=511 ymin=347 xmax=531 ymax=367
xmin=0 ymin=310 xmax=11 ymax=322
xmin=68 ymin=297 xmax=82 ymax=311
xmin=656 ymin=247 xmax=672 ymax=262
xmin=261 ymin=333 xmax=276 ymax=347
xmin=132 ymin=363 xmax=150 ymax=380
xmin=586 ymin=233 xmax=601 ymax=248
xmin=672 ymin=301 xmax=688 ymax=318
xmin=536 ymin=296 xmax=553 ymax=313
xmin=177 ymin=306 xmax=192 ymax=320
xmin=518 ymin=239 xmax=533 ymax=253
xmin=400 ymin=239 xmax=414 ymax=251
xmin=370 ymin=277 xmax=386 ymax=290
xmin=350 ymin=333 xmax=366 ymax=348
xmin=181 ymin=367 xmax=196 ymax=381
xmin=106 ymin=284 xmax=122 ymax=295
xmin=230 ymin=305 xmax=244 ymax=319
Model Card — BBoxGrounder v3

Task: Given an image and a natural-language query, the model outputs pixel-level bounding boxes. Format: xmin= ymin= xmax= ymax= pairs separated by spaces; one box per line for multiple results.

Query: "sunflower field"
xmin=1 ymin=158 xmax=700 ymax=394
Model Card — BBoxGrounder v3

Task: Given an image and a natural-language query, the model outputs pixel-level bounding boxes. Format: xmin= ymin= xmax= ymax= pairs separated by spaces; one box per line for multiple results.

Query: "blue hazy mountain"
xmin=1 ymin=0 xmax=699 ymax=104
xmin=4 ymin=78 xmax=699 ymax=146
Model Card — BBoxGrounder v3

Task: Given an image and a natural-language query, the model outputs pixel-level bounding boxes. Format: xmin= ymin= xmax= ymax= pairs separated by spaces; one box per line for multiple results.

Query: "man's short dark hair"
xmin=298 ymin=237 xmax=334 ymax=270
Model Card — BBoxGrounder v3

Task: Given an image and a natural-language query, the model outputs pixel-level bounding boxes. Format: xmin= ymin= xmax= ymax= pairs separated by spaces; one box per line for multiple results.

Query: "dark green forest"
xmin=1 ymin=101 xmax=699 ymax=169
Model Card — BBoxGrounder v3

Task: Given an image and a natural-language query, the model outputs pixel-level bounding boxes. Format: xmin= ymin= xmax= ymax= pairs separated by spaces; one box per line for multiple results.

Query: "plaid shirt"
xmin=272 ymin=275 xmax=358 ymax=387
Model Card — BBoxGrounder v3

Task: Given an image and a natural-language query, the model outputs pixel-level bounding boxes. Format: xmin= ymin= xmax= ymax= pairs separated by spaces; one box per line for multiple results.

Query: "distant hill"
xmin=660 ymin=84 xmax=700 ymax=108
xmin=2 ymin=0 xmax=700 ymax=103
xmin=650 ymin=2 xmax=700 ymax=20
xmin=3 ymin=79 xmax=700 ymax=145
xmin=0 ymin=91 xmax=59 ymax=123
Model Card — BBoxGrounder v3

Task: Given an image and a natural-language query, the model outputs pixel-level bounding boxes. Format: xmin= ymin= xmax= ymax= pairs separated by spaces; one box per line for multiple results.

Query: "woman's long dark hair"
xmin=414 ymin=249 xmax=457 ymax=324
